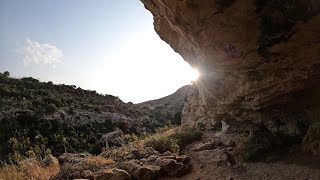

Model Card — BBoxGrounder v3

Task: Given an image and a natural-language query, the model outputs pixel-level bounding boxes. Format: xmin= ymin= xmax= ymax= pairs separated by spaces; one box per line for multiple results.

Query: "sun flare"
xmin=190 ymin=68 xmax=200 ymax=82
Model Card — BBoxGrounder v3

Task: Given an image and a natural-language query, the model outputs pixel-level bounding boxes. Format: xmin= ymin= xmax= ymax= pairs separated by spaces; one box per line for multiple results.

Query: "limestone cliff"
xmin=141 ymin=0 xmax=320 ymax=149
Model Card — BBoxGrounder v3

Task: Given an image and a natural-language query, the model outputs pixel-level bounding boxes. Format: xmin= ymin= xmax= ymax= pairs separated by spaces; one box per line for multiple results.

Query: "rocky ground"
xmin=43 ymin=129 xmax=320 ymax=180
xmin=164 ymin=131 xmax=320 ymax=180
xmin=53 ymin=148 xmax=191 ymax=180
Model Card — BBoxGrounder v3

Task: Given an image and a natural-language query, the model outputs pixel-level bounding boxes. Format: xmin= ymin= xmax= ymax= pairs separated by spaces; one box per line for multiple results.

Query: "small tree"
xmin=3 ymin=71 xmax=10 ymax=77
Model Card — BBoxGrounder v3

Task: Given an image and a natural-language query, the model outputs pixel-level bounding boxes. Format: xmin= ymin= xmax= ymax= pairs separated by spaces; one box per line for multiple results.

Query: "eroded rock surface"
xmin=141 ymin=0 xmax=320 ymax=154
xmin=54 ymin=149 xmax=191 ymax=180
xmin=302 ymin=123 xmax=320 ymax=156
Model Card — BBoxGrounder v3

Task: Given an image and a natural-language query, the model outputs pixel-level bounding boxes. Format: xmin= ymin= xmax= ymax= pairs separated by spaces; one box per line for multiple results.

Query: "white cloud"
xmin=22 ymin=38 xmax=63 ymax=67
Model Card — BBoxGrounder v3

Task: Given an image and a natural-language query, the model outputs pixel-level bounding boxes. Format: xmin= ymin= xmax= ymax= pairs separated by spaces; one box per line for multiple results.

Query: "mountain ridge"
xmin=136 ymin=85 xmax=190 ymax=109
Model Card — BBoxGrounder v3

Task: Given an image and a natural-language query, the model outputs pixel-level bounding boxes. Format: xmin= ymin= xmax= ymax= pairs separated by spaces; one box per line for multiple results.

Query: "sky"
xmin=0 ymin=0 xmax=198 ymax=103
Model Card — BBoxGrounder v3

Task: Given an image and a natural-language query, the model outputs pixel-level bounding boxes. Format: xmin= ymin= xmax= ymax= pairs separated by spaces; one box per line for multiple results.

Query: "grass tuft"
xmin=0 ymin=159 xmax=59 ymax=180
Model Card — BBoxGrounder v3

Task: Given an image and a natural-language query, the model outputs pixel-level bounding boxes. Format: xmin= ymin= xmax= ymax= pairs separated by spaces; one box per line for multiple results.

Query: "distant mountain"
xmin=137 ymin=85 xmax=190 ymax=109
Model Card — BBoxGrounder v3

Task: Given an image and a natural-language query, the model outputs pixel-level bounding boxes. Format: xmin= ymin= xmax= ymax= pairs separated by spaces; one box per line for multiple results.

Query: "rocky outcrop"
xmin=55 ymin=153 xmax=115 ymax=179
xmin=141 ymin=0 xmax=320 ymax=154
xmin=55 ymin=149 xmax=191 ymax=180
xmin=119 ymin=150 xmax=191 ymax=179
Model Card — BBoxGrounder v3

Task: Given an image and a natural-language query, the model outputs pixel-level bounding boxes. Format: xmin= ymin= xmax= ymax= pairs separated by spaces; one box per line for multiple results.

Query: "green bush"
xmin=170 ymin=128 xmax=202 ymax=148
xmin=147 ymin=128 xmax=202 ymax=153
xmin=147 ymin=136 xmax=177 ymax=153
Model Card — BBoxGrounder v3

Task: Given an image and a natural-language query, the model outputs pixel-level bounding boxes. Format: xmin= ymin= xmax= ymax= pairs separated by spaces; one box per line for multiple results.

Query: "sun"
xmin=190 ymin=68 xmax=200 ymax=82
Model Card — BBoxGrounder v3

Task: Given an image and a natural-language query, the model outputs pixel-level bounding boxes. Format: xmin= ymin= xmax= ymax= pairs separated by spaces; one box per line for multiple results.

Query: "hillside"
xmin=137 ymin=85 xmax=190 ymax=109
xmin=0 ymin=72 xmax=183 ymax=162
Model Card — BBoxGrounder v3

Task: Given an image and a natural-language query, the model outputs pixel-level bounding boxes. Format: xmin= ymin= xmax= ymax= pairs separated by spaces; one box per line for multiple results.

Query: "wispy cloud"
xmin=22 ymin=38 xmax=63 ymax=67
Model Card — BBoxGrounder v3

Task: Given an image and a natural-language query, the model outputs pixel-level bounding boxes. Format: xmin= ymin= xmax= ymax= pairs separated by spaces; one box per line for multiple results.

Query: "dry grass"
xmin=0 ymin=128 xmax=178 ymax=179
xmin=85 ymin=156 xmax=114 ymax=168
xmin=0 ymin=159 xmax=59 ymax=180
xmin=101 ymin=128 xmax=179 ymax=159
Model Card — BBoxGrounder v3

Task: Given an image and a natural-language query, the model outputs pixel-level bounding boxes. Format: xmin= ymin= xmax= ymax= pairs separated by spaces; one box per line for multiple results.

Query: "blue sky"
xmin=0 ymin=0 xmax=198 ymax=103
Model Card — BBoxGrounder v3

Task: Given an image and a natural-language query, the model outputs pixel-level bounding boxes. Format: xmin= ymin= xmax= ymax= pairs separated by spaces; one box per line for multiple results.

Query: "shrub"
xmin=170 ymin=128 xmax=202 ymax=148
xmin=147 ymin=128 xmax=202 ymax=153
xmin=45 ymin=103 xmax=57 ymax=115
xmin=147 ymin=136 xmax=178 ymax=153
xmin=3 ymin=71 xmax=10 ymax=77
xmin=45 ymin=149 xmax=52 ymax=155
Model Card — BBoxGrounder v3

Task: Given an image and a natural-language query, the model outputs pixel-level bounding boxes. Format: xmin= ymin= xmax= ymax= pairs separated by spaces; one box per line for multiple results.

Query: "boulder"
xmin=175 ymin=155 xmax=191 ymax=164
xmin=119 ymin=160 xmax=162 ymax=180
xmin=154 ymin=157 xmax=190 ymax=177
xmin=162 ymin=151 xmax=176 ymax=156
xmin=146 ymin=155 xmax=158 ymax=163
xmin=94 ymin=168 xmax=131 ymax=180
xmin=42 ymin=154 xmax=59 ymax=166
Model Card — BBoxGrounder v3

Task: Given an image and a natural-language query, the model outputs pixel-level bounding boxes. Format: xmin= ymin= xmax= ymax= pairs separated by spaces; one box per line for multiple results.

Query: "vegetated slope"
xmin=0 ymin=72 xmax=183 ymax=162
xmin=137 ymin=85 xmax=190 ymax=109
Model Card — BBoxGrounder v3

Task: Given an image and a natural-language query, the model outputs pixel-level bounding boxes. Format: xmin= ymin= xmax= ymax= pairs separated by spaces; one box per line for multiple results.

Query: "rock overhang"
xmin=141 ymin=0 xmax=320 ymax=153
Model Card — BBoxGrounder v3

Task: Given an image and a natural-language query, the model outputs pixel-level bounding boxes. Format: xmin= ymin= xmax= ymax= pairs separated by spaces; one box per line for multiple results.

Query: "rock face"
xmin=141 ymin=0 xmax=320 ymax=151
xmin=302 ymin=123 xmax=320 ymax=156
